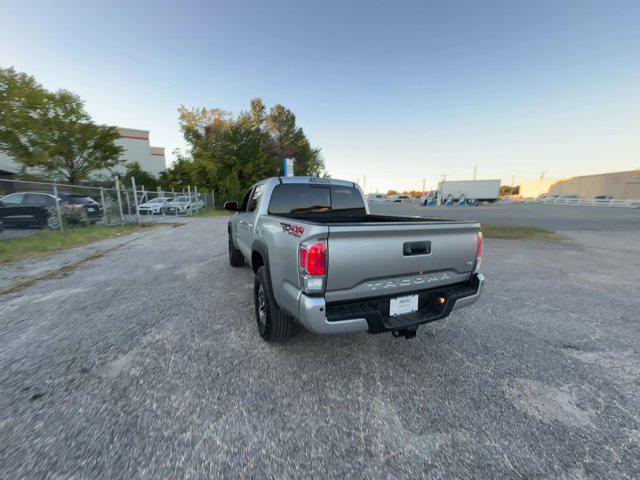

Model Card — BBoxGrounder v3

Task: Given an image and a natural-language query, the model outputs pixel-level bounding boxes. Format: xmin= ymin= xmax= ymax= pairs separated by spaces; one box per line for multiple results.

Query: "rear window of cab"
xmin=267 ymin=184 xmax=366 ymax=215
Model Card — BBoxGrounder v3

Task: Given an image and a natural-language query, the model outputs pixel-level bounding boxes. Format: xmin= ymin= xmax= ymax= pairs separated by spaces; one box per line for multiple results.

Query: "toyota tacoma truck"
xmin=224 ymin=177 xmax=484 ymax=343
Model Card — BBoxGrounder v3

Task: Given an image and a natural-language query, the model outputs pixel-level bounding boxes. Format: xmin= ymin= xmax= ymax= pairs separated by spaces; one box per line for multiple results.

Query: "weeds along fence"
xmin=0 ymin=178 xmax=216 ymax=231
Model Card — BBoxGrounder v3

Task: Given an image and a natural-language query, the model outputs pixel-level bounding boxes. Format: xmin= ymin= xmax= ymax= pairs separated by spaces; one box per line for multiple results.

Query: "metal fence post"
xmin=100 ymin=187 xmax=108 ymax=225
xmin=52 ymin=180 xmax=64 ymax=231
xmin=212 ymin=189 xmax=215 ymax=210
xmin=187 ymin=185 xmax=192 ymax=216
xmin=115 ymin=177 xmax=125 ymax=227
xmin=131 ymin=177 xmax=141 ymax=224
xmin=194 ymin=186 xmax=198 ymax=215
xmin=125 ymin=190 xmax=132 ymax=215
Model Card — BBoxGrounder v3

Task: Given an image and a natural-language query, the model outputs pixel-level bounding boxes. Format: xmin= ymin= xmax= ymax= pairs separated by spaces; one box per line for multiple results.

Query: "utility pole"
xmin=422 ymin=178 xmax=426 ymax=192
xmin=473 ymin=165 xmax=477 ymax=181
xmin=363 ymin=175 xmax=366 ymax=192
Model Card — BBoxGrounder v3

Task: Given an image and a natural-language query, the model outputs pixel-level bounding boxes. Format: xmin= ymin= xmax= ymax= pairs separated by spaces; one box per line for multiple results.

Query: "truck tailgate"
xmin=325 ymin=222 xmax=479 ymax=303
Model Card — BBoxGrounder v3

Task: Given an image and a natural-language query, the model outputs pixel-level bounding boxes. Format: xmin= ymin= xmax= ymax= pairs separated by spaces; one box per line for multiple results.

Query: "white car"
xmin=138 ymin=197 xmax=174 ymax=215
xmin=165 ymin=196 xmax=205 ymax=214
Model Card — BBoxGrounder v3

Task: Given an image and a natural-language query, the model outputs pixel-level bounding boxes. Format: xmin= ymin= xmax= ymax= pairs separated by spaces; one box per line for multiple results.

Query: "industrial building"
xmin=0 ymin=126 xmax=166 ymax=179
xmin=547 ymin=170 xmax=640 ymax=199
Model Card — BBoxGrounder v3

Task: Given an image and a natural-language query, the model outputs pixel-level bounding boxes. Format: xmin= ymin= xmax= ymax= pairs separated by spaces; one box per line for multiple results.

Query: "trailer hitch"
xmin=392 ymin=328 xmax=417 ymax=339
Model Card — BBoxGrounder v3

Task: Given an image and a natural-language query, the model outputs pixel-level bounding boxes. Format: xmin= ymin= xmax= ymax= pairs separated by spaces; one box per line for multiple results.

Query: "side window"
xmin=24 ymin=194 xmax=49 ymax=206
xmin=239 ymin=188 xmax=253 ymax=212
xmin=1 ymin=193 xmax=25 ymax=205
xmin=248 ymin=184 xmax=265 ymax=213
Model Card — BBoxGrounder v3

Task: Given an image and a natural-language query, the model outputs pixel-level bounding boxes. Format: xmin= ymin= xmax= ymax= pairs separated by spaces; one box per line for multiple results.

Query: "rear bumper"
xmin=297 ymin=273 xmax=484 ymax=334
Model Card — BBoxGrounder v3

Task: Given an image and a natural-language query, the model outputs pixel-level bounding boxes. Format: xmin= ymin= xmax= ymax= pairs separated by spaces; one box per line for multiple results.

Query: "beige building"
xmin=548 ymin=170 xmax=640 ymax=199
xmin=518 ymin=177 xmax=565 ymax=199
xmin=0 ymin=126 xmax=166 ymax=179
xmin=114 ymin=127 xmax=166 ymax=177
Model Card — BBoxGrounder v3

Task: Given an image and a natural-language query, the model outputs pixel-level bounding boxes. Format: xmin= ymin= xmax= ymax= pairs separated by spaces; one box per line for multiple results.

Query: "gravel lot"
xmin=1 ymin=212 xmax=639 ymax=479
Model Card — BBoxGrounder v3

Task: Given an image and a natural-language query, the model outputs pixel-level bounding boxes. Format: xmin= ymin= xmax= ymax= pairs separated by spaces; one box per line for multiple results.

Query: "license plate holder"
xmin=389 ymin=294 xmax=419 ymax=316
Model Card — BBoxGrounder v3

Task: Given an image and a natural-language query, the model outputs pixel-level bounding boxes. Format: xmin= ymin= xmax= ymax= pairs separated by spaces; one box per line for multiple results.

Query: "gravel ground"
xmin=0 ymin=215 xmax=639 ymax=479
xmin=0 ymin=225 xmax=178 ymax=292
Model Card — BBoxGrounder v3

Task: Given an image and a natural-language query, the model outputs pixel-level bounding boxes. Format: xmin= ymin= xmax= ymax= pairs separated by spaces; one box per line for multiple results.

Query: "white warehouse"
xmin=0 ymin=126 xmax=167 ymax=179
xmin=114 ymin=127 xmax=167 ymax=177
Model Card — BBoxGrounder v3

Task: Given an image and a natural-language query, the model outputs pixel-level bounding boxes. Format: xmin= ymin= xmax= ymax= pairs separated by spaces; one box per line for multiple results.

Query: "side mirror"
xmin=224 ymin=201 xmax=238 ymax=212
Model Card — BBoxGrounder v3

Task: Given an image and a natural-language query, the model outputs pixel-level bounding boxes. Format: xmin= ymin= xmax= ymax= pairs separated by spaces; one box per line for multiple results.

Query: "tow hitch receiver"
xmin=392 ymin=328 xmax=418 ymax=339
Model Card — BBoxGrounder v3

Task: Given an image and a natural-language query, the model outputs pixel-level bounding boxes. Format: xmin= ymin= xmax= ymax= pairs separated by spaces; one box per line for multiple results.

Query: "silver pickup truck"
xmin=224 ymin=177 xmax=484 ymax=342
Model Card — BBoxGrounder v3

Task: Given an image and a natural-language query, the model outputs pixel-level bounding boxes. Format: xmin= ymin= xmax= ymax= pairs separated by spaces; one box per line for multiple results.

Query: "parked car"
xmin=165 ymin=196 xmax=205 ymax=214
xmin=366 ymin=193 xmax=387 ymax=203
xmin=138 ymin=197 xmax=174 ymax=215
xmin=0 ymin=193 xmax=57 ymax=229
xmin=61 ymin=193 xmax=103 ymax=223
xmin=594 ymin=195 xmax=613 ymax=200
xmin=0 ymin=191 xmax=102 ymax=228
xmin=391 ymin=195 xmax=412 ymax=204
xmin=224 ymin=176 xmax=484 ymax=343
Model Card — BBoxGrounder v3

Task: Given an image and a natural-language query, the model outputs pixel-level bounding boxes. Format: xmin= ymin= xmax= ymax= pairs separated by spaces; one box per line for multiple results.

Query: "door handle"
xmin=403 ymin=241 xmax=431 ymax=256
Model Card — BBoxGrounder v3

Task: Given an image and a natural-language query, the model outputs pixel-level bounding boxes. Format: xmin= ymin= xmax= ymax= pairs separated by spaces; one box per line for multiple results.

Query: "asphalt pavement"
xmin=0 ymin=214 xmax=639 ymax=478
xmin=371 ymin=202 xmax=640 ymax=232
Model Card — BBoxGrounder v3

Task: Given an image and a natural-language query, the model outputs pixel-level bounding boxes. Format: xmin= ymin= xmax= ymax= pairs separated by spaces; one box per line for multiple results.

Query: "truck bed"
xmin=272 ymin=213 xmax=473 ymax=225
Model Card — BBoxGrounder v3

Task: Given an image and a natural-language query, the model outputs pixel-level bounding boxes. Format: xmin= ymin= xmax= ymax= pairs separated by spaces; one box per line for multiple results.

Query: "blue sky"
xmin=1 ymin=0 xmax=639 ymax=191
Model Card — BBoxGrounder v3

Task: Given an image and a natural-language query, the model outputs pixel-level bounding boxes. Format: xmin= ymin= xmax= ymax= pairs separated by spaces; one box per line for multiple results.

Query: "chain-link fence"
xmin=0 ymin=177 xmax=216 ymax=232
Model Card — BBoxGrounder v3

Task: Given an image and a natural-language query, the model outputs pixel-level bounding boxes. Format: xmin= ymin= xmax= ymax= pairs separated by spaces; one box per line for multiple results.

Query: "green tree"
xmin=123 ymin=162 xmax=159 ymax=190
xmin=0 ymin=67 xmax=124 ymax=183
xmin=166 ymin=98 xmax=326 ymax=203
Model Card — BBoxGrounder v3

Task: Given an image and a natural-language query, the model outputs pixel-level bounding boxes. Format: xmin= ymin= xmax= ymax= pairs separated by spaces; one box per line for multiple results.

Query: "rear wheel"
xmin=47 ymin=214 xmax=61 ymax=230
xmin=254 ymin=266 xmax=293 ymax=343
xmin=228 ymin=231 xmax=245 ymax=267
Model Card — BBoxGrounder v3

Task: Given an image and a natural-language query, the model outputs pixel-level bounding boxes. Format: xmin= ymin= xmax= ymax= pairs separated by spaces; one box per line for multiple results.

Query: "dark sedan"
xmin=0 ymin=194 xmax=55 ymax=228
xmin=0 ymin=191 xmax=103 ymax=229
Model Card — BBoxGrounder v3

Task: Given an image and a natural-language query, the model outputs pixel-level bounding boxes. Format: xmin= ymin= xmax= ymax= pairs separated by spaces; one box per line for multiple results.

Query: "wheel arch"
xmin=251 ymin=239 xmax=269 ymax=274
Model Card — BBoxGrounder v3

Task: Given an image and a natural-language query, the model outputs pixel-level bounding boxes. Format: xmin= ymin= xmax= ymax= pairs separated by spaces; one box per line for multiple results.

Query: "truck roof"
xmin=263 ymin=176 xmax=358 ymax=188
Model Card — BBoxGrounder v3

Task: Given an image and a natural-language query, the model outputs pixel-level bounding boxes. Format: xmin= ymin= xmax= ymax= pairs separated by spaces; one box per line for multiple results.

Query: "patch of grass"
xmin=192 ymin=209 xmax=232 ymax=218
xmin=0 ymin=223 xmax=158 ymax=266
xmin=482 ymin=224 xmax=565 ymax=241
xmin=1 ymin=249 xmax=111 ymax=294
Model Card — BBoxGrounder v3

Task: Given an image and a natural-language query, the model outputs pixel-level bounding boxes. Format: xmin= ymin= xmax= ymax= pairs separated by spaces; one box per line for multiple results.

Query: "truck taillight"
xmin=300 ymin=241 xmax=326 ymax=275
xmin=474 ymin=231 xmax=483 ymax=272
xmin=299 ymin=240 xmax=327 ymax=293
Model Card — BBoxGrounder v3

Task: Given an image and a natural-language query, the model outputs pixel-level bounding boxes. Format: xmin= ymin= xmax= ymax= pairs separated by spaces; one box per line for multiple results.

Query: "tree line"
xmin=0 ymin=67 xmax=326 ymax=202
xmin=164 ymin=100 xmax=325 ymax=202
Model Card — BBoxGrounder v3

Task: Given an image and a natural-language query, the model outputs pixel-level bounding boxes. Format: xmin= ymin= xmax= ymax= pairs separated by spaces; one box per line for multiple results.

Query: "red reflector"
xmin=477 ymin=232 xmax=483 ymax=258
xmin=300 ymin=241 xmax=326 ymax=275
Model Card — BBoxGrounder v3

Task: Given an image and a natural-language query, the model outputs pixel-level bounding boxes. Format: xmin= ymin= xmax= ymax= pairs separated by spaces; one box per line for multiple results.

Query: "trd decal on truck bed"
xmin=280 ymin=223 xmax=305 ymax=238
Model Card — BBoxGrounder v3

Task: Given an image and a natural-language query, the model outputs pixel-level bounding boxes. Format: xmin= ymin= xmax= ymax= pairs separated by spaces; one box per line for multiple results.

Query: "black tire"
xmin=228 ymin=231 xmax=245 ymax=267
xmin=254 ymin=266 xmax=293 ymax=343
